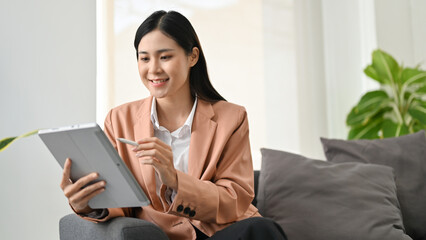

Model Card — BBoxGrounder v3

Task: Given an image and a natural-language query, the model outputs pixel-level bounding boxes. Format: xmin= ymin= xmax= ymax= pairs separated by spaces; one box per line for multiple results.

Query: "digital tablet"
xmin=38 ymin=123 xmax=150 ymax=209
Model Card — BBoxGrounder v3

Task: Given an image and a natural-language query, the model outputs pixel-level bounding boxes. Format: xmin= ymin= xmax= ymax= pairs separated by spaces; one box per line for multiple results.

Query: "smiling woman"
xmin=60 ymin=10 xmax=287 ymax=240
xmin=97 ymin=1 xmax=276 ymax=169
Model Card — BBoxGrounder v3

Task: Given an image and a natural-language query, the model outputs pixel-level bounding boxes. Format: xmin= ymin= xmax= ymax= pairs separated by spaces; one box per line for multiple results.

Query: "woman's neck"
xmin=155 ymin=93 xmax=194 ymax=132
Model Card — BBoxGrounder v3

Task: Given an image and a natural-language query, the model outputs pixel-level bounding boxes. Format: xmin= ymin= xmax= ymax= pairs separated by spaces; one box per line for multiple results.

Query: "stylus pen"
xmin=117 ymin=138 xmax=139 ymax=146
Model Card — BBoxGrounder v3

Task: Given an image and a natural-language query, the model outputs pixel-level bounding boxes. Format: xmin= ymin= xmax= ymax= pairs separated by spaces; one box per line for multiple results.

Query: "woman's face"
xmin=137 ymin=29 xmax=198 ymax=100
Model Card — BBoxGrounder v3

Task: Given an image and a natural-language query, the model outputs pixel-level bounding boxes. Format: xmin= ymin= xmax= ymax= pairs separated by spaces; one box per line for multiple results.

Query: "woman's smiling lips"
xmin=149 ymin=78 xmax=169 ymax=87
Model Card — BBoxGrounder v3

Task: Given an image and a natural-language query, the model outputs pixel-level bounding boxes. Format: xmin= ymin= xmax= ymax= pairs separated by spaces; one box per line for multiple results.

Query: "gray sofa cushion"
xmin=257 ymin=148 xmax=411 ymax=240
xmin=321 ymin=131 xmax=426 ymax=240
xmin=59 ymin=214 xmax=169 ymax=240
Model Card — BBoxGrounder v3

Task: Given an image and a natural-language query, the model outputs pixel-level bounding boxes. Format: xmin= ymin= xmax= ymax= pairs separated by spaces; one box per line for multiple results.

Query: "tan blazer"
xmin=80 ymin=96 xmax=260 ymax=240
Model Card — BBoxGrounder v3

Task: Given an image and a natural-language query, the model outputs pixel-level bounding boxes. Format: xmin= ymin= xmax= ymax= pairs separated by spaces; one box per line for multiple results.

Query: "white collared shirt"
xmin=150 ymin=97 xmax=197 ymax=201
xmin=150 ymin=97 xmax=197 ymax=173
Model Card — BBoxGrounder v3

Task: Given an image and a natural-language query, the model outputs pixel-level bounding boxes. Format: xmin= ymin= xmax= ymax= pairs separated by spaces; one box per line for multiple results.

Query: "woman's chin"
xmin=150 ymin=91 xmax=168 ymax=99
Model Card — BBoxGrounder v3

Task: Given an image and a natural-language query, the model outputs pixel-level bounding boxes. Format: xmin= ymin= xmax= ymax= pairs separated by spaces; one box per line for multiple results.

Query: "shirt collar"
xmin=150 ymin=97 xmax=198 ymax=133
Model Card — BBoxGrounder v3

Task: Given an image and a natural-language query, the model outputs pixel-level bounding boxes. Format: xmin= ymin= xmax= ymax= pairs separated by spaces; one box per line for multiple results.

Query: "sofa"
xmin=60 ymin=131 xmax=426 ymax=240
xmin=256 ymin=130 xmax=425 ymax=240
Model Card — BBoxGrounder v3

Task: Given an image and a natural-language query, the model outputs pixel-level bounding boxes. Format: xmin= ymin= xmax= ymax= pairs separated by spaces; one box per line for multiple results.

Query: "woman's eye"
xmin=160 ymin=55 xmax=171 ymax=60
xmin=140 ymin=57 xmax=149 ymax=62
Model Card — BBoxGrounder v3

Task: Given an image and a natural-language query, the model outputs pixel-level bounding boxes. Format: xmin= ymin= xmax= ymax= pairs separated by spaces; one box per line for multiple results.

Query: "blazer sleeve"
xmin=164 ymin=107 xmax=255 ymax=224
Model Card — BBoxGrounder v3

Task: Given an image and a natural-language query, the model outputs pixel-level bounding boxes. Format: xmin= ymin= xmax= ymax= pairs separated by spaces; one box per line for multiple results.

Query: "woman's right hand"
xmin=60 ymin=158 xmax=106 ymax=214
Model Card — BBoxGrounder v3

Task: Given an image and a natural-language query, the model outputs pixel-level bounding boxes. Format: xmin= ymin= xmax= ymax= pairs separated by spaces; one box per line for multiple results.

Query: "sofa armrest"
xmin=59 ymin=214 xmax=169 ymax=240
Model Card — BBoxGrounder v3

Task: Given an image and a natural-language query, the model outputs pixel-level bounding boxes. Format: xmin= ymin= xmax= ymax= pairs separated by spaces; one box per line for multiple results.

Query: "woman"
xmin=60 ymin=10 xmax=286 ymax=240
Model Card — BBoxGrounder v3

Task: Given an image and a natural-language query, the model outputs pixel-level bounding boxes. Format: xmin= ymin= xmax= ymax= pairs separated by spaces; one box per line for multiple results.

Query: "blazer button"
xmin=177 ymin=205 xmax=184 ymax=212
xmin=189 ymin=210 xmax=196 ymax=217
xmin=184 ymin=207 xmax=191 ymax=215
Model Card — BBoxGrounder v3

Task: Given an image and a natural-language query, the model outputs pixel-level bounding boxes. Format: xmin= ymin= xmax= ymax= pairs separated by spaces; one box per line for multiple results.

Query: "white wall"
xmin=321 ymin=0 xmax=378 ymax=139
xmin=294 ymin=0 xmax=328 ymax=159
xmin=375 ymin=0 xmax=426 ymax=66
xmin=0 ymin=0 xmax=96 ymax=239
xmin=263 ymin=0 xmax=300 ymax=156
xmin=293 ymin=0 xmax=377 ymax=159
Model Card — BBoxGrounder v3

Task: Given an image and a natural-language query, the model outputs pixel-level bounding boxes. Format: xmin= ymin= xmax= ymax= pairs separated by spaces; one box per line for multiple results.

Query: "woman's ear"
xmin=189 ymin=47 xmax=199 ymax=67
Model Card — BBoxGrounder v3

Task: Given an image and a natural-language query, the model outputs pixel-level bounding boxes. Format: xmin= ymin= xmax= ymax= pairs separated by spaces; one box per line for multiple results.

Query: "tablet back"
xmin=38 ymin=123 xmax=150 ymax=209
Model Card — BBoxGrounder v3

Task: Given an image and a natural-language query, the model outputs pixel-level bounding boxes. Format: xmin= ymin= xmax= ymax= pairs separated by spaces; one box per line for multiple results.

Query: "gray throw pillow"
xmin=257 ymin=148 xmax=411 ymax=240
xmin=321 ymin=131 xmax=426 ymax=240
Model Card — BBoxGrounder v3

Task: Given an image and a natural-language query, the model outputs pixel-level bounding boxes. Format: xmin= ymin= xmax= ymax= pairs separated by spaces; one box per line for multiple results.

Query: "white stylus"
xmin=117 ymin=138 xmax=139 ymax=146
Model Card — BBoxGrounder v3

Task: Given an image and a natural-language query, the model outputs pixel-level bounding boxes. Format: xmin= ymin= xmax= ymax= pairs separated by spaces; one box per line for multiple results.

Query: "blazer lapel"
xmin=133 ymin=96 xmax=161 ymax=207
xmin=188 ymin=99 xmax=217 ymax=179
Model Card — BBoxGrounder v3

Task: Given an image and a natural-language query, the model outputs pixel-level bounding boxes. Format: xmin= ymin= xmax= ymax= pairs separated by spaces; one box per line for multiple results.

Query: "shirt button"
xmin=177 ymin=205 xmax=184 ymax=212
xmin=184 ymin=207 xmax=191 ymax=215
xmin=189 ymin=210 xmax=196 ymax=217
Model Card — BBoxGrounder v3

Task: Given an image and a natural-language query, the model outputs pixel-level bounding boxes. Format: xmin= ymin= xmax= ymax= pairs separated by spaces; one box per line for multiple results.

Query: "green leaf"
xmin=408 ymin=102 xmax=426 ymax=125
xmin=381 ymin=119 xmax=410 ymax=138
xmin=357 ymin=90 xmax=389 ymax=110
xmin=415 ymin=84 xmax=426 ymax=94
xmin=400 ymin=68 xmax=426 ymax=101
xmin=346 ymin=90 xmax=389 ymax=126
xmin=0 ymin=137 xmax=16 ymax=151
xmin=399 ymin=124 xmax=410 ymax=136
xmin=346 ymin=106 xmax=383 ymax=127
xmin=0 ymin=129 xmax=39 ymax=152
xmin=364 ymin=65 xmax=380 ymax=82
xmin=348 ymin=118 xmax=382 ymax=140
xmin=369 ymin=49 xmax=400 ymax=85
xmin=412 ymin=121 xmax=426 ymax=133
xmin=401 ymin=68 xmax=426 ymax=85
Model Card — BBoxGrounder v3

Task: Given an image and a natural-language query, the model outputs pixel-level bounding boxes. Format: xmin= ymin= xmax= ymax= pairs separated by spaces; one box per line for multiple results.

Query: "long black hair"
xmin=134 ymin=10 xmax=226 ymax=102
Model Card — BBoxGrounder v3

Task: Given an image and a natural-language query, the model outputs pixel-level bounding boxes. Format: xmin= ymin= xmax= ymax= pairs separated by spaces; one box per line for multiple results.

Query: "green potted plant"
xmin=346 ymin=49 xmax=426 ymax=139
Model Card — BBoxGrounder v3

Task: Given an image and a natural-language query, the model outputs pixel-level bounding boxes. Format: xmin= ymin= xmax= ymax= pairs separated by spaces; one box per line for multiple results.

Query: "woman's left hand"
xmin=133 ymin=137 xmax=178 ymax=190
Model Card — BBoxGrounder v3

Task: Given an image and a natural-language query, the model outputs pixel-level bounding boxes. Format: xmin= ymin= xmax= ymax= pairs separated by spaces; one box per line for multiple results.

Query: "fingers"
xmin=133 ymin=137 xmax=169 ymax=152
xmin=135 ymin=147 xmax=172 ymax=169
xmin=60 ymin=158 xmax=73 ymax=190
xmin=135 ymin=148 xmax=163 ymax=159
xmin=138 ymin=153 xmax=177 ymax=189
xmin=68 ymin=180 xmax=106 ymax=211
xmin=59 ymin=158 xmax=106 ymax=213
xmin=63 ymin=172 xmax=101 ymax=199
xmin=133 ymin=138 xmax=171 ymax=161
xmin=138 ymin=155 xmax=161 ymax=169
xmin=133 ymin=138 xmax=177 ymax=189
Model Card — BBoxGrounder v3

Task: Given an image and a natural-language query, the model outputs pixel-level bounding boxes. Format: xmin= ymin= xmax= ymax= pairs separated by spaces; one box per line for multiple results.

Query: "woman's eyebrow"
xmin=138 ymin=49 xmax=175 ymax=55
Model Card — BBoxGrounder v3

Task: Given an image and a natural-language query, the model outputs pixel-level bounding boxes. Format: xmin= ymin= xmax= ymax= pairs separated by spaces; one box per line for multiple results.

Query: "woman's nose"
xmin=149 ymin=60 xmax=162 ymax=74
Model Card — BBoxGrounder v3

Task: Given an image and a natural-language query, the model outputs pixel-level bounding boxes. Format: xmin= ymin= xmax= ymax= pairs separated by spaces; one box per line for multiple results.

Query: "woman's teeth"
xmin=152 ymin=79 xmax=168 ymax=84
